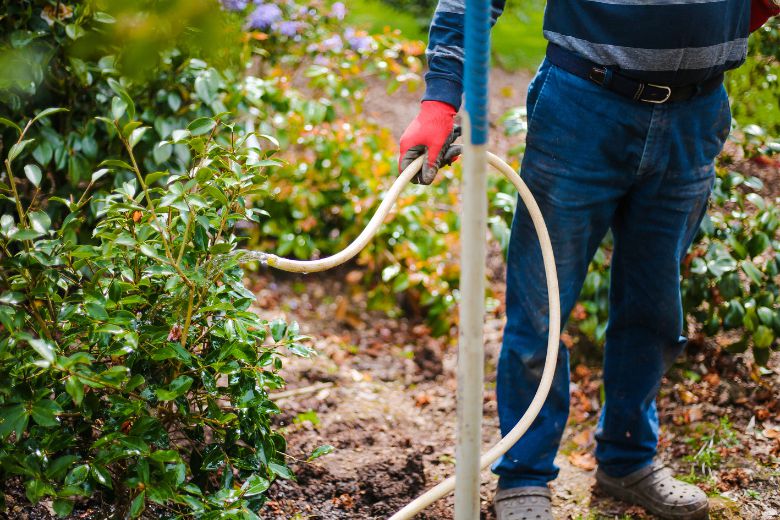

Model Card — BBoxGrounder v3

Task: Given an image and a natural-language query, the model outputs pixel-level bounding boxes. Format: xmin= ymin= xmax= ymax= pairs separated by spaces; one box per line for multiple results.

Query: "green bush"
xmin=683 ymin=170 xmax=780 ymax=364
xmin=727 ymin=18 xmax=780 ymax=151
xmin=0 ymin=1 xmax=326 ymax=517
xmin=0 ymin=105 xmax=316 ymax=517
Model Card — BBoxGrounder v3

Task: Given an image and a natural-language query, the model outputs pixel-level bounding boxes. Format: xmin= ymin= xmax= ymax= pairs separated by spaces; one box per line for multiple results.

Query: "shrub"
xmin=0 ymin=106 xmax=314 ymax=517
xmin=0 ymin=1 xmax=325 ymax=516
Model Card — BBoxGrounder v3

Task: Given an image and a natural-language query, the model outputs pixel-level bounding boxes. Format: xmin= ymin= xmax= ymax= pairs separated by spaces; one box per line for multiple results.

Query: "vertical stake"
xmin=455 ymin=0 xmax=490 ymax=518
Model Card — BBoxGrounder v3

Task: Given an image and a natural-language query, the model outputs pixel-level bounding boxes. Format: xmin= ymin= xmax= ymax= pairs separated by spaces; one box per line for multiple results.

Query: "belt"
xmin=545 ymin=43 xmax=724 ymax=104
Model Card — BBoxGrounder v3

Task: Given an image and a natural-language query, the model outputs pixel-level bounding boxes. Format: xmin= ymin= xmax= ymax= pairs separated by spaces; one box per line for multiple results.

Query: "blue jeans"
xmin=493 ymin=59 xmax=731 ymax=488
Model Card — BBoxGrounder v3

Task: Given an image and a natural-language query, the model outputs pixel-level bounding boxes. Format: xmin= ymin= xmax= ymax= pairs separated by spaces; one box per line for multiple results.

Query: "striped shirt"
xmin=424 ymin=0 xmax=751 ymax=109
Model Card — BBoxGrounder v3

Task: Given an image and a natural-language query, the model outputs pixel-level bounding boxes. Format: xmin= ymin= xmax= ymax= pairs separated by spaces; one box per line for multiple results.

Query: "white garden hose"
xmin=239 ymin=152 xmax=561 ymax=519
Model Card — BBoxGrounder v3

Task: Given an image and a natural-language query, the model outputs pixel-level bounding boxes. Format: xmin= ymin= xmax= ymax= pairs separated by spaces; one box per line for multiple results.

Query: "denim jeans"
xmin=492 ymin=59 xmax=731 ymax=488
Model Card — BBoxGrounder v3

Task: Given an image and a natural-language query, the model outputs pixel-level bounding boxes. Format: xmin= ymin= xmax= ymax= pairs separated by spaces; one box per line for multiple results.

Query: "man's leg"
xmin=493 ymin=61 xmax=647 ymax=489
xmin=595 ymin=86 xmax=731 ymax=476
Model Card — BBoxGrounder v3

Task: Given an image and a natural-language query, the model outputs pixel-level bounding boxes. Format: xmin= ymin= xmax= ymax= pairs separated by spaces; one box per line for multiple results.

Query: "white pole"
xmin=454 ymin=115 xmax=488 ymax=520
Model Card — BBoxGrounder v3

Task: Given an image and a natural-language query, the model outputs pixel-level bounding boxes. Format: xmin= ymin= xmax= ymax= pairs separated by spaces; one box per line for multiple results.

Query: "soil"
xmin=254 ymin=269 xmax=780 ymax=520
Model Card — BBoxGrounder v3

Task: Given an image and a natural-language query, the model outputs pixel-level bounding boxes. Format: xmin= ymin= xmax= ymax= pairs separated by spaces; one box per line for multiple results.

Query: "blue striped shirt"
xmin=424 ymin=0 xmax=750 ymax=109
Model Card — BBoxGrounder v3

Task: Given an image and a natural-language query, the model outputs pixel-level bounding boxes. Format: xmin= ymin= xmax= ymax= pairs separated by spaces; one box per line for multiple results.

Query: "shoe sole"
xmin=596 ymin=477 xmax=709 ymax=520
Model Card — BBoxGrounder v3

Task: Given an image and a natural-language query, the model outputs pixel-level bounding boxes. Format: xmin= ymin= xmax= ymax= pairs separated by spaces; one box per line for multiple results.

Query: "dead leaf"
xmin=568 ymin=451 xmax=596 ymax=471
xmin=345 ymin=270 xmax=363 ymax=284
xmin=677 ymin=387 xmax=698 ymax=405
xmin=702 ymin=372 xmax=721 ymax=387
xmin=415 ymin=394 xmax=432 ymax=407
xmin=572 ymin=429 xmax=592 ymax=448
xmin=686 ymin=406 xmax=704 ymax=424
xmin=624 ymin=505 xmax=648 ymax=518
xmin=762 ymin=426 xmax=780 ymax=439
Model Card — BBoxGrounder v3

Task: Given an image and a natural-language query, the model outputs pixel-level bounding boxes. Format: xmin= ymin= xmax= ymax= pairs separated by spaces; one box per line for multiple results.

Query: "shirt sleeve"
xmin=750 ymin=0 xmax=780 ymax=32
xmin=422 ymin=0 xmax=507 ymax=110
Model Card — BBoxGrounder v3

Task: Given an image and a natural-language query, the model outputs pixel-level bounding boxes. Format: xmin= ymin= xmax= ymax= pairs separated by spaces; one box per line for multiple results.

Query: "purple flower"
xmin=248 ymin=3 xmax=282 ymax=29
xmin=345 ymin=27 xmax=372 ymax=53
xmin=277 ymin=20 xmax=302 ymax=37
xmin=321 ymin=34 xmax=343 ymax=52
xmin=331 ymin=2 xmax=346 ymax=20
xmin=220 ymin=0 xmax=248 ymax=11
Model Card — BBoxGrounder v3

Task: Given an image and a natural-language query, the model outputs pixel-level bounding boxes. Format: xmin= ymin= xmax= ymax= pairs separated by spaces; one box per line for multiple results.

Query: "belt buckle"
xmin=642 ymin=84 xmax=672 ymax=104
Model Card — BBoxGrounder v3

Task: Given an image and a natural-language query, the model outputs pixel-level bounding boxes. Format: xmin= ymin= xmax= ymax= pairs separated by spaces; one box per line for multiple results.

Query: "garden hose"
xmin=238 ymin=152 xmax=561 ymax=519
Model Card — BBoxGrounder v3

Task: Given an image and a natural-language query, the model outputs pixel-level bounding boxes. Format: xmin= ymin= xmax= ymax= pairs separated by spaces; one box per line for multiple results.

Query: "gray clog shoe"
xmin=493 ymin=486 xmax=552 ymax=520
xmin=596 ymin=463 xmax=709 ymax=519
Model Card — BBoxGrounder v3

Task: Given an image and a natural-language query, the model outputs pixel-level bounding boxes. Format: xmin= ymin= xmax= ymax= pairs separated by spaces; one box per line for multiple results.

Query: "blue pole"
xmin=464 ymin=0 xmax=490 ymax=145
xmin=456 ymin=0 xmax=490 ymax=518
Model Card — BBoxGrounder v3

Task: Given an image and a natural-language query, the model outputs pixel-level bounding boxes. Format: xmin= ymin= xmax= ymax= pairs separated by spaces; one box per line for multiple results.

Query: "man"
xmin=399 ymin=1 xmax=779 ymax=519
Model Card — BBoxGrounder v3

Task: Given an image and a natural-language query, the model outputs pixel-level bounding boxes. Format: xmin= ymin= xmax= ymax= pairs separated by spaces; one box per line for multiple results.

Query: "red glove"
xmin=399 ymin=100 xmax=462 ymax=185
xmin=751 ymin=0 xmax=780 ymax=32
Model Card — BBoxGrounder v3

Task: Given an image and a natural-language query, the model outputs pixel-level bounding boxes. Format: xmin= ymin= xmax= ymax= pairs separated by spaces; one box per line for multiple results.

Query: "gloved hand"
xmin=399 ymin=100 xmax=462 ymax=185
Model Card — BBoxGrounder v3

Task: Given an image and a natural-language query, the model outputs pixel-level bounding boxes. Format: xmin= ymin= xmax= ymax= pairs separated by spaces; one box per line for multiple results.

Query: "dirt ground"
xmin=255 ymin=267 xmax=780 ymax=520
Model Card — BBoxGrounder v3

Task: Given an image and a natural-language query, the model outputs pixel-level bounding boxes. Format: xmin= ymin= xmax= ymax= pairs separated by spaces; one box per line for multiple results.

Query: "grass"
xmin=346 ymin=0 xmax=547 ymax=72
xmin=345 ymin=0 xmax=428 ymax=42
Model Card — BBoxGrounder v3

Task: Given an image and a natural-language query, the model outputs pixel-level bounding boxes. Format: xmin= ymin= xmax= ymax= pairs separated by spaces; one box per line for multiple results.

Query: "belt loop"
xmin=633 ymin=83 xmax=645 ymax=101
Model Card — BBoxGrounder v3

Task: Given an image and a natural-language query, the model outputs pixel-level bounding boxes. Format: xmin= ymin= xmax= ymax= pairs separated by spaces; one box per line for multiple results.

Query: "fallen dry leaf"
xmin=568 ymin=451 xmax=596 ymax=471
xmin=762 ymin=426 xmax=780 ymax=439
xmin=571 ymin=429 xmax=593 ymax=448
xmin=415 ymin=393 xmax=432 ymax=407
xmin=345 ymin=270 xmax=363 ymax=284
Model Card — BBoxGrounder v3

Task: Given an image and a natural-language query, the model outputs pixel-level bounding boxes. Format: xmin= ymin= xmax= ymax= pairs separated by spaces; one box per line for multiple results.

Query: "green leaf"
xmin=99 ymin=159 xmax=133 ymax=171
xmin=53 ymin=498 xmax=74 ymax=517
xmin=90 ymin=464 xmax=112 ymax=488
xmin=307 ymin=444 xmax=334 ymax=461
xmin=65 ymin=376 xmax=84 ymax=405
xmin=85 ymin=302 xmax=108 ymax=321
xmin=269 ymin=461 xmax=294 ymax=480
xmin=10 ymin=228 xmax=42 ymax=241
xmin=93 ymin=11 xmax=116 ymax=23
xmin=45 ymin=455 xmax=79 ymax=480
xmin=29 ymin=338 xmax=55 ymax=363
xmin=28 ymin=211 xmax=51 ymax=233
xmin=129 ymin=127 xmax=148 ymax=149
xmin=8 ymin=139 xmax=35 ymax=162
xmin=742 ymin=261 xmax=763 ymax=285
xmin=0 ymin=404 xmax=29 ymax=440
xmin=108 ymin=79 xmax=136 ymax=119
xmin=129 ymin=491 xmax=145 ymax=518
xmin=241 ymin=474 xmax=270 ymax=497
xmin=65 ymin=465 xmax=89 ymax=486
xmin=188 ymin=117 xmax=216 ymax=136
xmin=754 ymin=325 xmax=774 ymax=349
xmin=0 ymin=117 xmax=21 ymax=133
xmin=171 ymin=129 xmax=190 ymax=142
xmin=153 ymin=142 xmax=172 ymax=164
xmin=150 ymin=449 xmax=181 ymax=462
xmin=31 ymin=399 xmax=61 ymax=427
xmin=155 ymin=376 xmax=193 ymax=401
xmin=91 ymin=168 xmax=109 ymax=182
xmin=145 ymin=171 xmax=168 ymax=185
xmin=270 ymin=319 xmax=287 ymax=342
xmin=31 ymin=107 xmax=67 ymax=126
xmin=24 ymin=164 xmax=42 ymax=187
xmin=111 ymin=96 xmax=127 ymax=120
xmin=65 ymin=23 xmax=85 ymax=40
